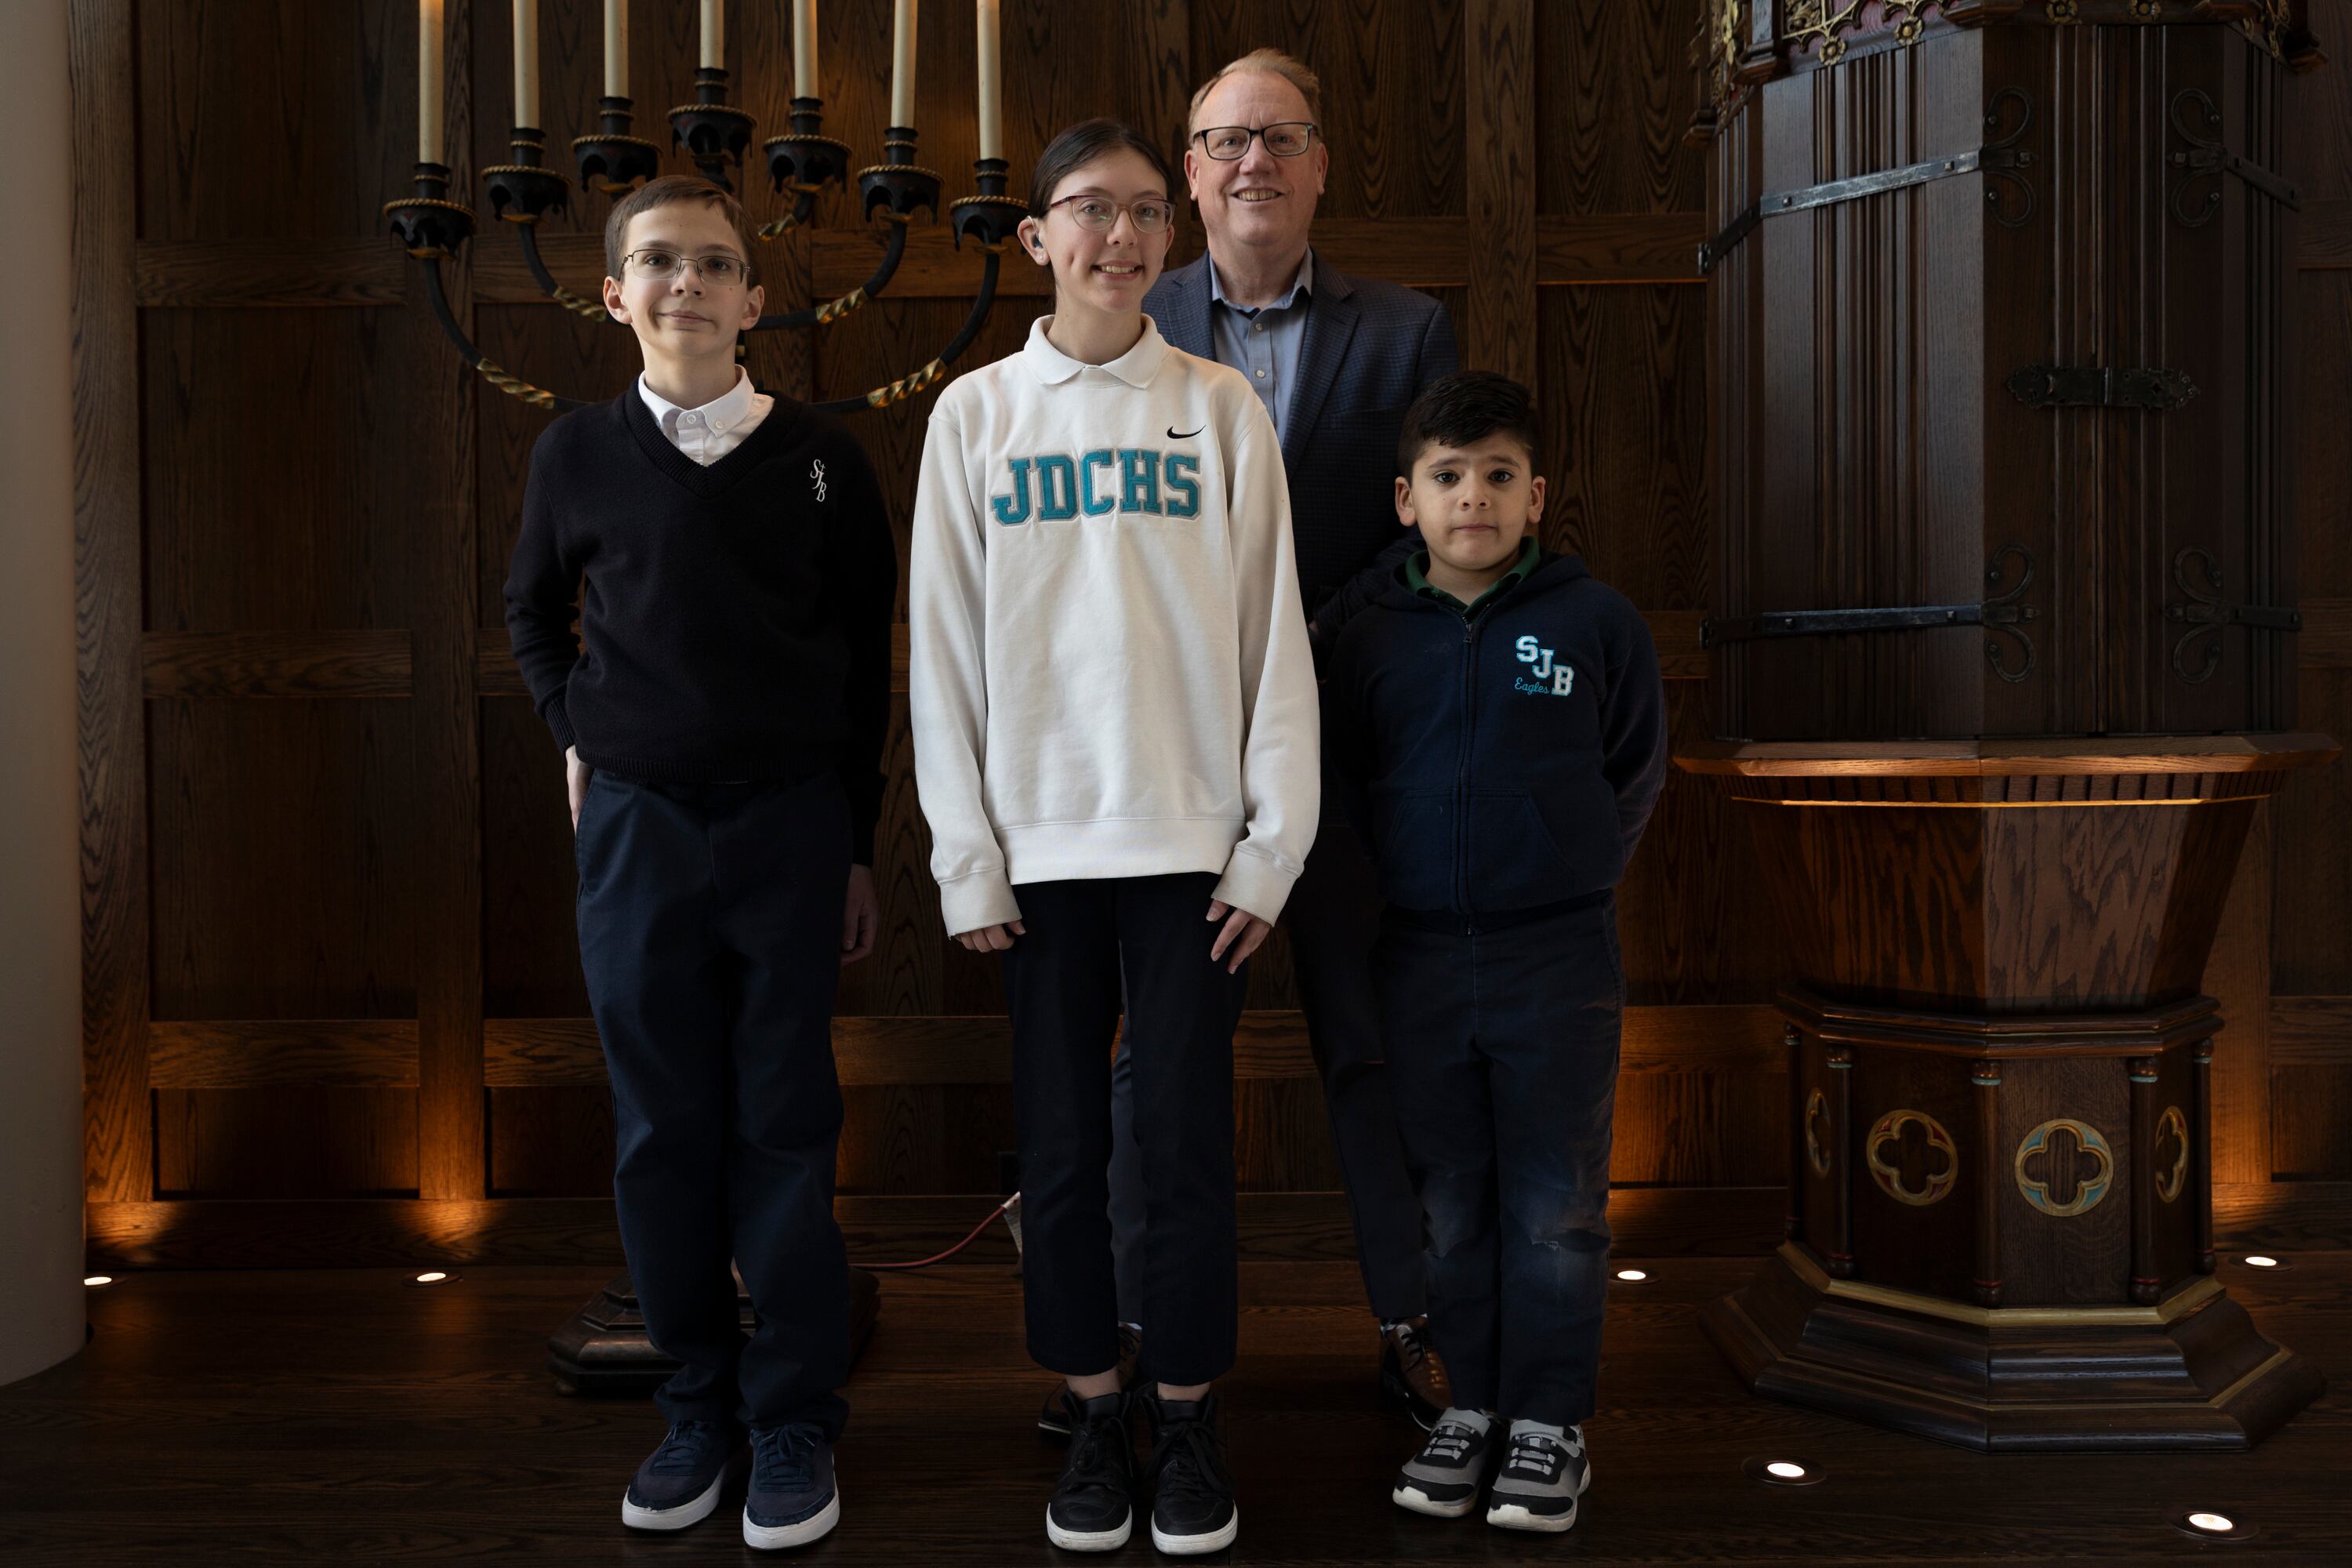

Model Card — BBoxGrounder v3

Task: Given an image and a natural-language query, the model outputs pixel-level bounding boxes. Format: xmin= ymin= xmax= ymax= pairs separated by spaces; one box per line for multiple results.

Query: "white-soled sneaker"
xmin=1392 ymin=1408 xmax=1497 ymax=1519
xmin=621 ymin=1417 xmax=739 ymax=1531
xmin=1484 ymin=1420 xmax=1590 ymax=1534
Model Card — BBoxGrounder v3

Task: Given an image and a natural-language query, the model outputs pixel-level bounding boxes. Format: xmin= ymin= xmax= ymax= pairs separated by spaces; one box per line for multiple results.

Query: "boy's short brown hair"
xmin=603 ymin=174 xmax=761 ymax=289
xmin=1396 ymin=371 xmax=1541 ymax=477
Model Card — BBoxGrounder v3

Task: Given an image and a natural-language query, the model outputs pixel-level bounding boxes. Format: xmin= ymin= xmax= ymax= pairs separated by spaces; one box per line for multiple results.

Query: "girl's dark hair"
xmin=1027 ymin=118 xmax=1176 ymax=216
xmin=1397 ymin=371 xmax=1541 ymax=477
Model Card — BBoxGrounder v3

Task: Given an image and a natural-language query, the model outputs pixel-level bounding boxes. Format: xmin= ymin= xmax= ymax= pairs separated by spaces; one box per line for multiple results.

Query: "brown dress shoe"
xmin=1036 ymin=1323 xmax=1143 ymax=1441
xmin=1380 ymin=1318 xmax=1454 ymax=1430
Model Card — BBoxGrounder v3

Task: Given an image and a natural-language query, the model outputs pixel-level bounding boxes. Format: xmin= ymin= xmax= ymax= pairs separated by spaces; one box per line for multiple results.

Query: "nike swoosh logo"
xmin=1167 ymin=425 xmax=1204 ymax=440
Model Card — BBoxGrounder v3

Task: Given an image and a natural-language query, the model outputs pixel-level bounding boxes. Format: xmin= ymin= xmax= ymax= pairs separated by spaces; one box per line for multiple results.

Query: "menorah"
xmin=383 ymin=0 xmax=1025 ymax=415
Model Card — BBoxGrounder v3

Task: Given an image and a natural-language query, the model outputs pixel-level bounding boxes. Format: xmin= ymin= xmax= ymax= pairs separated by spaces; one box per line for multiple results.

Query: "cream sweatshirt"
xmin=909 ymin=316 xmax=1320 ymax=937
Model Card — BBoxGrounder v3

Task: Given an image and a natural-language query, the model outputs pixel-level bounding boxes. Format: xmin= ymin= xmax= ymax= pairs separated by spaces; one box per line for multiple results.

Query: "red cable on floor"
xmin=860 ymin=1193 xmax=1020 ymax=1270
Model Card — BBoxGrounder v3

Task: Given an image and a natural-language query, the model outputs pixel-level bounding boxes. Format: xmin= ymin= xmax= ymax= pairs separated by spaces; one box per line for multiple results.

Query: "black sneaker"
xmin=1141 ymin=1391 xmax=1237 ymax=1555
xmin=622 ymin=1417 xmax=741 ymax=1530
xmin=1046 ymin=1391 xmax=1136 ymax=1552
xmin=742 ymin=1422 xmax=840 ymax=1550
xmin=1038 ymin=1325 xmax=1144 ymax=1440
xmin=1391 ymin=1408 xmax=1497 ymax=1519
xmin=1484 ymin=1420 xmax=1590 ymax=1534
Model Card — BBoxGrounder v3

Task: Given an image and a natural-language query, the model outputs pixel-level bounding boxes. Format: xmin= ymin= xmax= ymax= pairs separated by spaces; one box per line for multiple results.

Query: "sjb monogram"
xmin=811 ymin=459 xmax=827 ymax=503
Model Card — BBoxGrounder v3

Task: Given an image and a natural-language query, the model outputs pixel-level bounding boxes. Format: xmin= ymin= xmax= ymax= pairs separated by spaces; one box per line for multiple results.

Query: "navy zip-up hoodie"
xmin=1323 ymin=550 xmax=1668 ymax=919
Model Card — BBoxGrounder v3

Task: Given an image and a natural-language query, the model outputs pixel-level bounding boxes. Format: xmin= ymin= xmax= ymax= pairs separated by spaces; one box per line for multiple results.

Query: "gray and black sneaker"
xmin=742 ymin=1421 xmax=840 ymax=1550
xmin=1142 ymin=1391 xmax=1238 ymax=1555
xmin=1045 ymin=1391 xmax=1136 ymax=1552
xmin=621 ymin=1417 xmax=740 ymax=1531
xmin=1484 ymin=1420 xmax=1590 ymax=1533
xmin=1038 ymin=1325 xmax=1144 ymax=1440
xmin=1391 ymin=1408 xmax=1497 ymax=1519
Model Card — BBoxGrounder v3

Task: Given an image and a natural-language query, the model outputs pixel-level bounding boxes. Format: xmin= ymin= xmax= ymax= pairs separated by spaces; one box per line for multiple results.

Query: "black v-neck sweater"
xmin=502 ymin=389 xmax=898 ymax=862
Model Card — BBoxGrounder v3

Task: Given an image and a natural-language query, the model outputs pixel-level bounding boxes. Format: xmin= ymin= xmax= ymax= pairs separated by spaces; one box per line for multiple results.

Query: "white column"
xmin=0 ymin=0 xmax=88 ymax=1388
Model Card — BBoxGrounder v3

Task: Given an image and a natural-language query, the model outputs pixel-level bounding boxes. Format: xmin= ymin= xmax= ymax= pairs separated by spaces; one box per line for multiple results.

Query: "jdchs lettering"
xmin=991 ymin=448 xmax=1203 ymax=524
xmin=1515 ymin=633 xmax=1574 ymax=695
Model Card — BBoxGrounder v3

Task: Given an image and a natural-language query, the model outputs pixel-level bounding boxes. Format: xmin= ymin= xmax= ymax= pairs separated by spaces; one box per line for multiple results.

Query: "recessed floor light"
xmin=1744 ymin=1455 xmax=1824 ymax=1486
xmin=82 ymin=1275 xmax=114 ymax=1287
xmin=407 ymin=1269 xmax=459 ymax=1287
xmin=2168 ymin=1508 xmax=2257 ymax=1542
xmin=2238 ymin=1254 xmax=2286 ymax=1270
xmin=1615 ymin=1268 xmax=1649 ymax=1282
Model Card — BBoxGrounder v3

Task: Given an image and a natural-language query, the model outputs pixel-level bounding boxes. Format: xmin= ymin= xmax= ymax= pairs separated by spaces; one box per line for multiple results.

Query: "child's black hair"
xmin=1396 ymin=370 xmax=1541 ymax=477
xmin=1027 ymin=118 xmax=1175 ymax=216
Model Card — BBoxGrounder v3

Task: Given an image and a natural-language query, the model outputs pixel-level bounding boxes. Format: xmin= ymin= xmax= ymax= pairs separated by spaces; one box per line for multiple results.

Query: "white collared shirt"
xmin=636 ymin=366 xmax=775 ymax=466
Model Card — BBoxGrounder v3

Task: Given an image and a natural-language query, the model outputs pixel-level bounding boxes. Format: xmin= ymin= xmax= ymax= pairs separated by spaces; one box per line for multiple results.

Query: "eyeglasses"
xmin=1192 ymin=122 xmax=1318 ymax=161
xmin=1046 ymin=194 xmax=1178 ymax=234
xmin=622 ymin=249 xmax=750 ymax=285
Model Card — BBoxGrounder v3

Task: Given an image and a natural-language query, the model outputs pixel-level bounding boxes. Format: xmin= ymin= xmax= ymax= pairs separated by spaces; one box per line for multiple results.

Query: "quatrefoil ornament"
xmin=2155 ymin=1106 xmax=2190 ymax=1205
xmin=2015 ymin=1118 xmax=2114 ymax=1218
xmin=1865 ymin=1109 xmax=1957 ymax=1207
xmin=1804 ymin=1089 xmax=1834 ymax=1177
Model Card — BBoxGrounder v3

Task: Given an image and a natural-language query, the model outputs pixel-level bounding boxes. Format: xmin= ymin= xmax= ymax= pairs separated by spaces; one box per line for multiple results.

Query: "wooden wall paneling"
xmin=1189 ymin=0 xmax=1465 ymax=219
xmin=142 ymin=631 xmax=412 ymax=699
xmin=488 ymin=1086 xmax=612 ymax=1197
xmin=147 ymin=1019 xmax=419 ymax=1089
xmin=1534 ymin=0 xmax=1706 ymax=217
xmin=478 ymin=695 xmax=588 ymax=1018
xmin=154 ymin=1088 xmax=419 ymax=1199
xmin=1462 ymin=0 xmax=1535 ymax=382
xmin=71 ymin=0 xmax=149 ymax=1203
xmin=408 ymin=0 xmax=486 ymax=1200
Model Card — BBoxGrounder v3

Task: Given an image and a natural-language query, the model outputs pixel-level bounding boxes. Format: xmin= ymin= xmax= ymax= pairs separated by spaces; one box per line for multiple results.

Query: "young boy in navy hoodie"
xmin=1322 ymin=371 xmax=1667 ymax=1536
xmin=504 ymin=176 xmax=895 ymax=1551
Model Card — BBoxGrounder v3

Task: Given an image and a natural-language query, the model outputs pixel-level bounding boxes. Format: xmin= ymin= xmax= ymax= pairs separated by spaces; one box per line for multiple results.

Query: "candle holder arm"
xmin=808 ymin=245 xmax=1000 ymax=414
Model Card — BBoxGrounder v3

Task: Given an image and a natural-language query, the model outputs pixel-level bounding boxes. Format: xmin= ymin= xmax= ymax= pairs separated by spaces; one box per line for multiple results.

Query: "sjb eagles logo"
xmin=1514 ymin=634 xmax=1573 ymax=696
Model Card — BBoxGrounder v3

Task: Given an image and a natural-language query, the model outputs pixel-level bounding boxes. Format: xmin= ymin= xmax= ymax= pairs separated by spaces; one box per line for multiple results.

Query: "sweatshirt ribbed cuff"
xmin=1211 ymin=845 xmax=1300 ymax=927
xmin=543 ymin=693 xmax=577 ymax=753
xmin=938 ymin=867 xmax=1023 ymax=938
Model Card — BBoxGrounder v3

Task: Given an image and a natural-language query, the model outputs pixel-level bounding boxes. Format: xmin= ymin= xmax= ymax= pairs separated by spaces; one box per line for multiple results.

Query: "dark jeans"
xmin=1376 ymin=896 xmax=1623 ymax=1425
xmin=1109 ymin=815 xmax=1427 ymax=1324
xmin=1003 ymin=873 xmax=1250 ymax=1388
xmin=575 ymin=769 xmax=852 ymax=1437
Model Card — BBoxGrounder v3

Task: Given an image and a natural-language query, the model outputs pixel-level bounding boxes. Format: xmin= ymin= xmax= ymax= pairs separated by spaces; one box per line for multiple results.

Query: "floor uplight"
xmin=1615 ymin=1268 xmax=1648 ymax=1282
xmin=82 ymin=1275 xmax=113 ymax=1287
xmin=2168 ymin=1508 xmax=2256 ymax=1542
xmin=1743 ymin=1455 xmax=1824 ymax=1486
xmin=2240 ymin=1254 xmax=2281 ymax=1269
xmin=407 ymin=1269 xmax=459 ymax=1287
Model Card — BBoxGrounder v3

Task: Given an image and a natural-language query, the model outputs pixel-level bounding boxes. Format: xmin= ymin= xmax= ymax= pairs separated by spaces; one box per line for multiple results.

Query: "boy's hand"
xmin=953 ymin=920 xmax=1026 ymax=953
xmin=841 ymin=865 xmax=880 ymax=965
xmin=565 ymin=746 xmax=591 ymax=830
xmin=1206 ymin=899 xmax=1273 ymax=974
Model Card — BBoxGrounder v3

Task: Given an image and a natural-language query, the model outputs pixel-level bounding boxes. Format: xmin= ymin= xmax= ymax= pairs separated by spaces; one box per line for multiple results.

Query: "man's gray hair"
xmin=1186 ymin=48 xmax=1323 ymax=136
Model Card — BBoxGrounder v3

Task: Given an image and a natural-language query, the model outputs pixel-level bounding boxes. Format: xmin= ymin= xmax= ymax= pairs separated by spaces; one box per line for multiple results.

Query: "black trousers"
xmin=1376 ymin=898 xmax=1623 ymax=1425
xmin=1109 ymin=815 xmax=1427 ymax=1323
xmin=1003 ymin=873 xmax=1250 ymax=1388
xmin=575 ymin=769 xmax=852 ymax=1437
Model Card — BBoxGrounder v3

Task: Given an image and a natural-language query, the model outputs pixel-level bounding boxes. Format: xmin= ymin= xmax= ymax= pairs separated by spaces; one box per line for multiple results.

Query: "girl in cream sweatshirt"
xmin=908 ymin=120 xmax=1316 ymax=1555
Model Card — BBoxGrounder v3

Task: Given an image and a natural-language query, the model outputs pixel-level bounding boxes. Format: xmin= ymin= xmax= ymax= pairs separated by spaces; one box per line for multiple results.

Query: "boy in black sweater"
xmin=1323 ymin=372 xmax=1667 ymax=1536
xmin=503 ymin=176 xmax=895 ymax=1552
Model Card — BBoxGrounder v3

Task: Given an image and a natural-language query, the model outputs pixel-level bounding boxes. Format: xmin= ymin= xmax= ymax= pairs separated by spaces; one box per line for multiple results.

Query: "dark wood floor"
xmin=2 ymin=1252 xmax=2348 ymax=1565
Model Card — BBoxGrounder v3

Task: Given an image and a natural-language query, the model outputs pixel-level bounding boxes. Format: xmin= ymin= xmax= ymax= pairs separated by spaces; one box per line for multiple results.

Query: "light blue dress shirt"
xmin=1206 ymin=249 xmax=1313 ymax=445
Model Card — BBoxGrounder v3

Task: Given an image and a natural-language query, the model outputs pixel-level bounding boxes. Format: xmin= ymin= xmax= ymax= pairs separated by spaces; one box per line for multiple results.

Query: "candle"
xmin=418 ymin=0 xmax=444 ymax=162
xmin=889 ymin=0 xmax=917 ymax=130
xmin=793 ymin=0 xmax=818 ymax=99
xmin=603 ymin=0 xmax=628 ymax=98
xmin=975 ymin=0 xmax=1000 ymax=161
xmin=700 ymin=0 xmax=723 ymax=70
xmin=512 ymin=0 xmax=539 ymax=129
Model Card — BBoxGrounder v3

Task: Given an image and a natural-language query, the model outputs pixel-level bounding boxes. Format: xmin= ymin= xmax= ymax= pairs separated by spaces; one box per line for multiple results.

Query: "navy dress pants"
xmin=1109 ymin=815 xmax=1427 ymax=1325
xmin=1375 ymin=896 xmax=1624 ymax=1425
xmin=1002 ymin=873 xmax=1250 ymax=1388
xmin=574 ymin=768 xmax=852 ymax=1437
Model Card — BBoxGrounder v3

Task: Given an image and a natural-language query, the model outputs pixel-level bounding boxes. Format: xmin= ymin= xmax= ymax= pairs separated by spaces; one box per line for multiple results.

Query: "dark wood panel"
xmin=148 ymin=1019 xmax=419 ymax=1089
xmin=71 ymin=0 xmax=149 ymax=1204
xmin=1463 ymin=0 xmax=1536 ymax=381
xmin=147 ymin=699 xmax=421 ymax=1019
xmin=2305 ymin=197 xmax=2352 ymax=267
xmin=2271 ymin=994 xmax=2352 ymax=1064
xmin=1190 ymin=0 xmax=1465 ymax=220
xmin=2303 ymin=599 xmax=2352 ymax=666
xmin=142 ymin=631 xmax=412 ymax=698
xmin=1534 ymin=0 xmax=1707 ymax=216
xmin=480 ymin=1005 xmax=1785 ymax=1087
xmin=478 ymin=695 xmax=590 ymax=1018
xmin=141 ymin=307 xmax=430 ymax=632
xmin=136 ymin=0 xmax=413 ymax=244
xmin=2206 ymin=802 xmax=2272 ymax=1186
xmin=154 ymin=1088 xmax=418 ymax=1199
xmin=82 ymin=1185 xmax=1798 ymax=1269
xmin=134 ymin=238 xmax=408 ymax=307
xmin=487 ymin=1085 xmax=611 ymax=1198
xmin=2273 ymin=1065 xmax=2352 ymax=1180
xmin=2273 ymin=672 xmax=2352 ymax=996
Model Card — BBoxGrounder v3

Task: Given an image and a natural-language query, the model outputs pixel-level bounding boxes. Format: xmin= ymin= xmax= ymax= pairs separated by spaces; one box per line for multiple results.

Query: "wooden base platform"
xmin=3 ymin=1256 xmax=2347 ymax=1564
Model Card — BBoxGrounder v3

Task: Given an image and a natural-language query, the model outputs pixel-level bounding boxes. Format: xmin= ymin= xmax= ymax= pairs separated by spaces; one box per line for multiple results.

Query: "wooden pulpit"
xmin=1682 ymin=0 xmax=2332 ymax=1450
